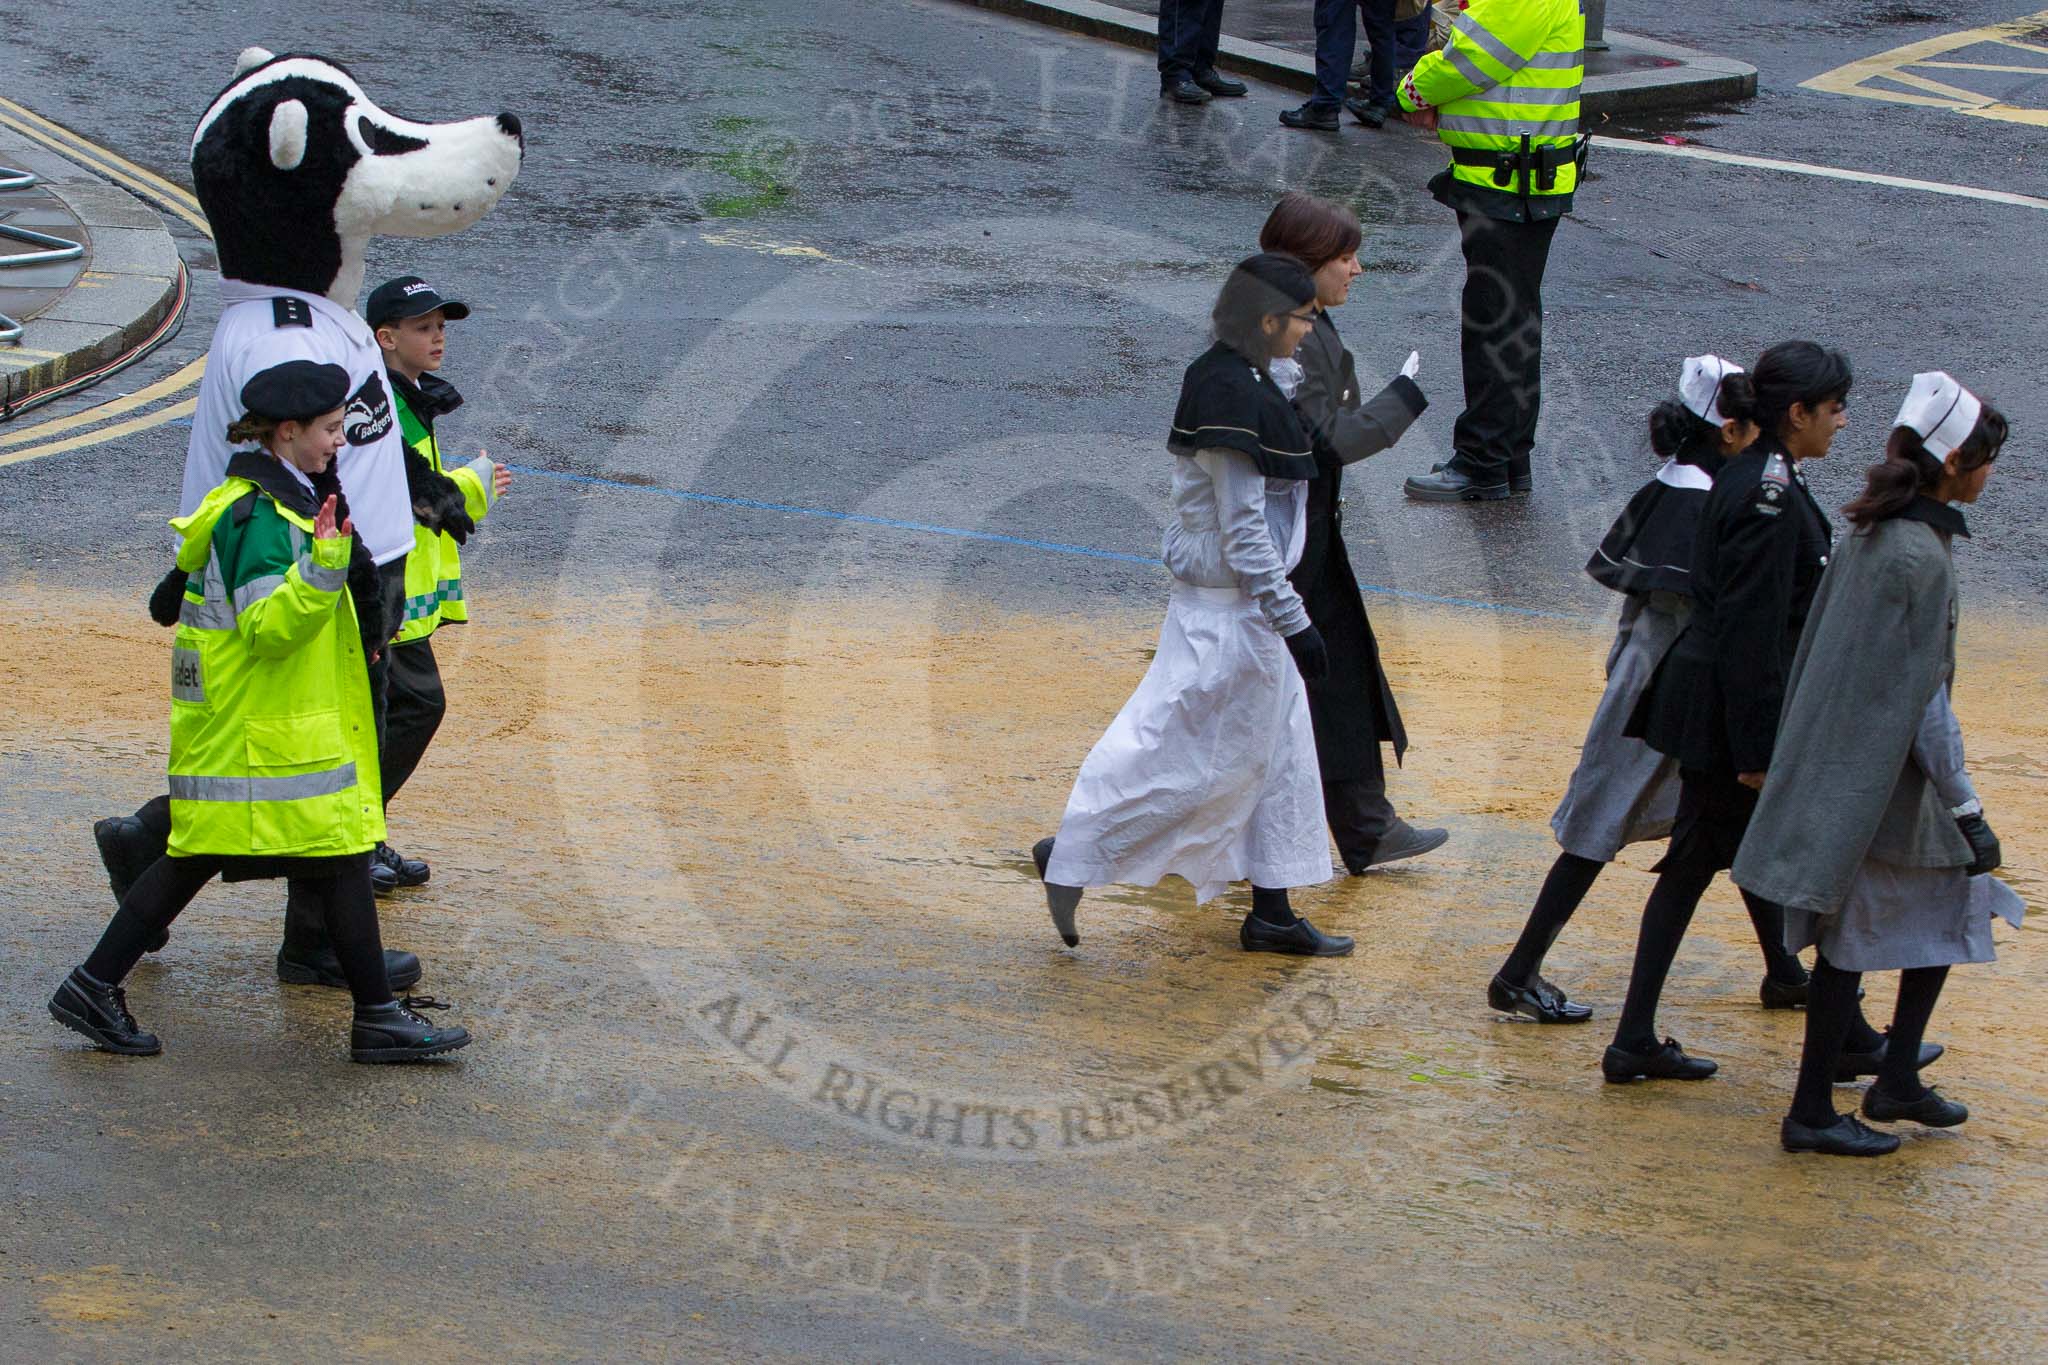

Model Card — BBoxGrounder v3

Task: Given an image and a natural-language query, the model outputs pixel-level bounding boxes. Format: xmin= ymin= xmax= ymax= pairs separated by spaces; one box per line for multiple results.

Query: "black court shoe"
xmin=350 ymin=997 xmax=472 ymax=1063
xmin=1862 ymin=1083 xmax=1968 ymax=1128
xmin=375 ymin=841 xmax=430 ymax=888
xmin=1192 ymin=68 xmax=1247 ymax=97
xmin=49 ymin=968 xmax=161 ymax=1056
xmin=1240 ymin=914 xmax=1354 ymax=956
xmin=278 ymin=945 xmax=423 ymax=992
xmin=1602 ymin=1036 xmax=1717 ymax=1083
xmin=1032 ymin=837 xmax=1081 ymax=947
xmin=1835 ymin=1032 xmax=1943 ymax=1082
xmin=1781 ymin=1113 xmax=1900 ymax=1157
xmin=1488 ymin=972 xmax=1592 ymax=1024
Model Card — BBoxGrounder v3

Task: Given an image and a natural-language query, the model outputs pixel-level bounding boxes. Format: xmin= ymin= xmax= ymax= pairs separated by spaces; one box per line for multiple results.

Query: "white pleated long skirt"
xmin=1045 ymin=582 xmax=1334 ymax=904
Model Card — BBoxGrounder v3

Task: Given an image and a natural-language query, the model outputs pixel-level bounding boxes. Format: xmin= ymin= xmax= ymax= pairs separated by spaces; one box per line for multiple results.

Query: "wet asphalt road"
xmin=1 ymin=0 xmax=2045 ymax=621
xmin=4 ymin=2 xmax=2048 ymax=1360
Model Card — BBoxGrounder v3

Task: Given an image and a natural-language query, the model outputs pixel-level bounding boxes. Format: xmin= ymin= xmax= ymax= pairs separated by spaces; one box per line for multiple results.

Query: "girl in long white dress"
xmin=1032 ymin=253 xmax=1348 ymax=957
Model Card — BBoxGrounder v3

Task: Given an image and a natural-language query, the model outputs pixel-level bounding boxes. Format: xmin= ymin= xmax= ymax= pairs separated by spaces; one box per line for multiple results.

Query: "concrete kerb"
xmin=0 ymin=121 xmax=183 ymax=415
xmin=945 ymin=0 xmax=1757 ymax=117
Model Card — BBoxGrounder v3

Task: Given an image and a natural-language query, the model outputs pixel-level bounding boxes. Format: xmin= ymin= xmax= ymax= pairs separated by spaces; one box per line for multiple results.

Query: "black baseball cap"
xmin=241 ymin=360 xmax=351 ymax=421
xmin=365 ymin=275 xmax=471 ymax=328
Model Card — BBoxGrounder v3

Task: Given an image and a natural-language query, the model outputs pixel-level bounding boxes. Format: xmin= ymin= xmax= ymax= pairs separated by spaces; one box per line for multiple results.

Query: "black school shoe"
xmin=1405 ymin=465 xmax=1510 ymax=502
xmin=1488 ymin=972 xmax=1592 ymax=1024
xmin=1346 ymin=819 xmax=1449 ymax=873
xmin=1162 ymin=77 xmax=1213 ymax=104
xmin=1192 ymin=68 xmax=1247 ymax=97
xmin=350 ymin=997 xmax=472 ymax=1063
xmin=278 ymin=945 xmax=423 ymax=992
xmin=1834 ymin=1033 xmax=1943 ymax=1083
xmin=1862 ymin=1083 xmax=1968 ymax=1128
xmin=1601 ymin=1036 xmax=1717 ymax=1082
xmin=375 ymin=842 xmax=430 ymax=888
xmin=48 ymin=968 xmax=162 ymax=1056
xmin=1240 ymin=914 xmax=1354 ymax=956
xmin=1781 ymin=1113 xmax=1900 ymax=1156
xmin=1279 ymin=103 xmax=1342 ymax=131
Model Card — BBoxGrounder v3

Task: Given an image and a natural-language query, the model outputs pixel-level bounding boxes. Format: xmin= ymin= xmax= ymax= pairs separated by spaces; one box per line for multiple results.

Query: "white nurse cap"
xmin=1679 ymin=354 xmax=1743 ymax=426
xmin=1894 ymin=371 xmax=1983 ymax=455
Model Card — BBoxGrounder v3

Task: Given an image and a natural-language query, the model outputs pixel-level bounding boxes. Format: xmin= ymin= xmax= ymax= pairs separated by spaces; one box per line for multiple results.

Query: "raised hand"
xmin=314 ymin=494 xmax=353 ymax=543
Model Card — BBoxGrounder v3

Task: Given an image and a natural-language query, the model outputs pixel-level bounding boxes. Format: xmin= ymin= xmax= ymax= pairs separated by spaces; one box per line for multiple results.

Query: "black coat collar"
xmin=390 ymin=369 xmax=464 ymax=424
xmin=1897 ymin=495 xmax=1970 ymax=538
xmin=225 ymin=449 xmax=319 ymax=518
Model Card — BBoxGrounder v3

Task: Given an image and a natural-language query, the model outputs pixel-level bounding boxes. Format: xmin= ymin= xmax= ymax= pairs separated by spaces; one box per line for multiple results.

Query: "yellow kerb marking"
xmin=0 ymin=395 xmax=196 ymax=468
xmin=1804 ymin=10 xmax=2048 ymax=126
xmin=0 ymin=356 xmax=207 ymax=448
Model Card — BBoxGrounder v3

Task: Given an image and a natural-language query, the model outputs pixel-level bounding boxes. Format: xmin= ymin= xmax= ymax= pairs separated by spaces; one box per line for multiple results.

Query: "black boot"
xmin=350 ymin=997 xmax=472 ymax=1063
xmin=278 ymin=944 xmax=423 ymax=991
xmin=1161 ymin=76 xmax=1212 ymax=104
xmin=94 ymin=817 xmax=170 ymax=952
xmin=1404 ymin=464 xmax=1510 ymax=502
xmin=48 ymin=967 xmax=162 ymax=1056
xmin=374 ymin=841 xmax=429 ymax=888
xmin=1279 ymin=102 xmax=1341 ymax=131
xmin=1192 ymin=68 xmax=1247 ymax=97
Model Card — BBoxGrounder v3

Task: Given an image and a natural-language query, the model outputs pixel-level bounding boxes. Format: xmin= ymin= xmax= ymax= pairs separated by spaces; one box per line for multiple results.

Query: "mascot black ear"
xmin=269 ymin=100 xmax=308 ymax=171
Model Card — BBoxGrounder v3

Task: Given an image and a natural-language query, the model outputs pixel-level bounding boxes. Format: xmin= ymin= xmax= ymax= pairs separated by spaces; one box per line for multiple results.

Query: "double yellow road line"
xmin=0 ymin=94 xmax=210 ymax=464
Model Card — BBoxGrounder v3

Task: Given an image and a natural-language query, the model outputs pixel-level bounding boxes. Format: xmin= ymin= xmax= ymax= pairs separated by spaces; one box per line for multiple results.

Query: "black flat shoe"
xmin=1834 ymin=1033 xmax=1943 ymax=1082
xmin=1488 ymin=972 xmax=1592 ymax=1024
xmin=1781 ymin=1113 xmax=1900 ymax=1156
xmin=370 ymin=857 xmax=399 ymax=897
xmin=1759 ymin=973 xmax=1811 ymax=1009
xmin=1405 ymin=466 xmax=1510 ymax=502
xmin=1032 ymin=837 xmax=1081 ymax=947
xmin=1863 ymin=1083 xmax=1968 ymax=1128
xmin=1346 ymin=819 xmax=1448 ymax=873
xmin=1240 ymin=914 xmax=1353 ymax=956
xmin=350 ymin=996 xmax=471 ymax=1064
xmin=278 ymin=946 xmax=423 ymax=993
xmin=375 ymin=841 xmax=430 ymax=888
xmin=1279 ymin=102 xmax=1341 ymax=131
xmin=1602 ymin=1036 xmax=1717 ymax=1083
xmin=1161 ymin=77 xmax=1212 ymax=104
xmin=1192 ymin=68 xmax=1247 ymax=97
xmin=1343 ymin=97 xmax=1388 ymax=128
xmin=49 ymin=968 xmax=161 ymax=1056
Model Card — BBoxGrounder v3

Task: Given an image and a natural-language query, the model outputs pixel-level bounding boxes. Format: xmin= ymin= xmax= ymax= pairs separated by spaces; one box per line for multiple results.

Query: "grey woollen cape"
xmin=1732 ymin=516 xmax=1973 ymax=915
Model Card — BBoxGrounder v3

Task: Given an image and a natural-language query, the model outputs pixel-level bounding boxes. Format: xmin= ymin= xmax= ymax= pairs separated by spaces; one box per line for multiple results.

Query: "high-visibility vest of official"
xmin=168 ymin=477 xmax=385 ymax=858
xmin=1400 ymin=0 xmax=1585 ymax=201
xmin=393 ymin=385 xmax=497 ymax=644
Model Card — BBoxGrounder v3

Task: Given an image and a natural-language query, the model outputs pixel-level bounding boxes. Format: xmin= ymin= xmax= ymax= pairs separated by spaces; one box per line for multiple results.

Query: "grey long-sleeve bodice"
xmin=1162 ymin=446 xmax=1309 ymax=637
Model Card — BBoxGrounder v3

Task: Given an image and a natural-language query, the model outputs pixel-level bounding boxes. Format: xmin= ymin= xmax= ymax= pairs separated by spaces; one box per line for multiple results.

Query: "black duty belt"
xmin=1450 ymin=134 xmax=1591 ymax=194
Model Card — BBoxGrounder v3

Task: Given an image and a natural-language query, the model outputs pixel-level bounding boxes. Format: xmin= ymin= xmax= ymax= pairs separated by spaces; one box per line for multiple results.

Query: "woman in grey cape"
xmin=1734 ymin=371 xmax=2020 ymax=1158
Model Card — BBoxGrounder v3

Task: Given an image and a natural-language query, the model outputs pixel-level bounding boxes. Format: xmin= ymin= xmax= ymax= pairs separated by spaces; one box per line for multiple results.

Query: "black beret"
xmin=239 ymin=360 xmax=351 ymax=422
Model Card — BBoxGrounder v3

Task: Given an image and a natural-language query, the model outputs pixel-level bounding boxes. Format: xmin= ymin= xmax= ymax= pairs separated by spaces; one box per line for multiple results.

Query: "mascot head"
xmin=192 ymin=48 xmax=524 ymax=308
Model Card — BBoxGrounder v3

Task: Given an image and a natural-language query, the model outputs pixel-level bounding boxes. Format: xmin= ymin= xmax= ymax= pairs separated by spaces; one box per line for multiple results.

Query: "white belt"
xmin=1170 ymin=581 xmax=1250 ymax=607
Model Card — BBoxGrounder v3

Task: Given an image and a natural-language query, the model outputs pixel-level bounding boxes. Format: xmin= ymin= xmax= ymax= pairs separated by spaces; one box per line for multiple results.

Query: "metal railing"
xmin=1584 ymin=0 xmax=1609 ymax=52
xmin=0 ymin=165 xmax=87 ymax=345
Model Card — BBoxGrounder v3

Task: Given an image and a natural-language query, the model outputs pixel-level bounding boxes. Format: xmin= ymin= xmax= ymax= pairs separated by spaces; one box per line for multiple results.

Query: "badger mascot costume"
xmin=91 ymin=49 xmax=523 ymax=988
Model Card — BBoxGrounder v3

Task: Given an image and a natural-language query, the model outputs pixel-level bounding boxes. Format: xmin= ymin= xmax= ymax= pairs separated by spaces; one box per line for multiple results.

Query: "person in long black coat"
xmin=1261 ymin=193 xmax=1446 ymax=872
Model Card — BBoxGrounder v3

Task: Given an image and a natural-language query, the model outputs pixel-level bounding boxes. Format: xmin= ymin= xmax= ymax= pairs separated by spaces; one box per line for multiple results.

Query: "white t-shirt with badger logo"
xmin=180 ymin=279 xmax=413 ymax=566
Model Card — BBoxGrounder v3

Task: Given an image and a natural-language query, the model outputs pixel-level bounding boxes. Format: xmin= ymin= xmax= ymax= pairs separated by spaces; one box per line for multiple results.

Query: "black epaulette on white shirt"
xmin=272 ymin=296 xmax=312 ymax=329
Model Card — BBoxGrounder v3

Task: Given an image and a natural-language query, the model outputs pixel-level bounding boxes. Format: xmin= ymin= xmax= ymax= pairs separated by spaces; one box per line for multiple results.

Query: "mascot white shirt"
xmin=181 ymin=47 xmax=523 ymax=567
xmin=182 ymin=283 xmax=411 ymax=563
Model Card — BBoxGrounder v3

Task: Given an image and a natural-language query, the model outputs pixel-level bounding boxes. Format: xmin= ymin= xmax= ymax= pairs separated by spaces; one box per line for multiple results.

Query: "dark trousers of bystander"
xmin=1355 ymin=0 xmax=1399 ymax=109
xmin=1308 ymin=0 xmax=1359 ymax=108
xmin=1449 ymin=211 xmax=1559 ymax=485
xmin=1157 ymin=0 xmax=1228 ymax=84
xmin=381 ymin=636 xmax=448 ymax=806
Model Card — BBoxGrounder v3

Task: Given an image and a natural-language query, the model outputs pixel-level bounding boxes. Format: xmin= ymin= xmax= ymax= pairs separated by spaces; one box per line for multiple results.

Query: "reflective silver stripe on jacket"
xmin=1526 ymin=49 xmax=1584 ymax=70
xmin=1440 ymin=114 xmax=1580 ymax=139
xmin=1453 ymin=13 xmax=1527 ymax=72
xmin=1443 ymin=42 xmax=1491 ymax=89
xmin=1491 ymin=83 xmax=1581 ymax=105
xmin=232 ymin=573 xmax=286 ymax=615
xmin=298 ymin=553 xmax=346 ymax=593
xmin=180 ymin=550 xmax=238 ymax=631
xmin=168 ymin=763 xmax=359 ymax=803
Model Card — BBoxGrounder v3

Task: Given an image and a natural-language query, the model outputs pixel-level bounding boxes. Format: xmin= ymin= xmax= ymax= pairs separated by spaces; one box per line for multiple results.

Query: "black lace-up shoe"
xmin=350 ymin=997 xmax=472 ymax=1063
xmin=1602 ymin=1036 xmax=1717 ymax=1082
xmin=1162 ymin=77 xmax=1213 ymax=104
xmin=1406 ymin=465 xmax=1511 ymax=502
xmin=1488 ymin=972 xmax=1593 ymax=1024
xmin=1192 ymin=68 xmax=1247 ymax=97
xmin=1834 ymin=1033 xmax=1943 ymax=1082
xmin=1280 ymin=102 xmax=1342 ymax=131
xmin=1781 ymin=1113 xmax=1900 ymax=1156
xmin=375 ymin=841 xmax=430 ymax=888
xmin=49 ymin=968 xmax=161 ymax=1055
xmin=278 ymin=946 xmax=422 ymax=992
xmin=1239 ymin=914 xmax=1354 ymax=956
xmin=1862 ymin=1083 xmax=1968 ymax=1127
xmin=1032 ymin=837 xmax=1081 ymax=947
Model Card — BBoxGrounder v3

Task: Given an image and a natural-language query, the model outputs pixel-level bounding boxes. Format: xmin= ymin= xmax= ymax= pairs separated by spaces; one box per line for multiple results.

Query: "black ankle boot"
xmin=350 ymin=997 xmax=472 ymax=1063
xmin=48 ymin=968 xmax=162 ymax=1055
xmin=278 ymin=945 xmax=423 ymax=992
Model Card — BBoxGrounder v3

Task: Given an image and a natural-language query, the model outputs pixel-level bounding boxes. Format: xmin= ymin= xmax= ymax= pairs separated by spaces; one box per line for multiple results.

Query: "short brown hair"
xmin=1258 ymin=192 xmax=1362 ymax=270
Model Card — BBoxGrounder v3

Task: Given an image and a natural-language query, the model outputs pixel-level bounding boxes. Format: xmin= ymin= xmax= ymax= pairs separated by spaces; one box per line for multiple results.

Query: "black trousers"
xmin=1157 ymin=0 xmax=1227 ymax=81
xmin=1323 ymin=768 xmax=1395 ymax=869
xmin=1449 ymin=211 xmax=1559 ymax=483
xmin=382 ymin=636 xmax=447 ymax=806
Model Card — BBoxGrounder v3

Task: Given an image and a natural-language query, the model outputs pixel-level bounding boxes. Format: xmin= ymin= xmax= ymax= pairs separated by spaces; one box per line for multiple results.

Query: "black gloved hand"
xmin=1284 ymin=623 xmax=1328 ymax=683
xmin=404 ymin=443 xmax=476 ymax=544
xmin=148 ymin=567 xmax=189 ymax=627
xmin=1957 ymin=811 xmax=2001 ymax=876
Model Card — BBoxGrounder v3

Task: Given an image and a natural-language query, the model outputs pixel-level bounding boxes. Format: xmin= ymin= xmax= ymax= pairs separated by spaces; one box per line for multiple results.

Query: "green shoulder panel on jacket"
xmin=213 ymin=497 xmax=305 ymax=594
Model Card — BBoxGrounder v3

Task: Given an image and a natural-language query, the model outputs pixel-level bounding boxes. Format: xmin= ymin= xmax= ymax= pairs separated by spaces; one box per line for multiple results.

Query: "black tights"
xmin=82 ymin=852 xmax=393 ymax=1009
xmin=1251 ymin=886 xmax=1296 ymax=926
xmin=1789 ymin=957 xmax=1950 ymax=1126
xmin=1611 ymin=860 xmax=1853 ymax=1054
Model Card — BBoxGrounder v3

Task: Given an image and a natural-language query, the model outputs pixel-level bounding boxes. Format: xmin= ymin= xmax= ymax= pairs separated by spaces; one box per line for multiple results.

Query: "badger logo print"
xmin=344 ymin=371 xmax=394 ymax=446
